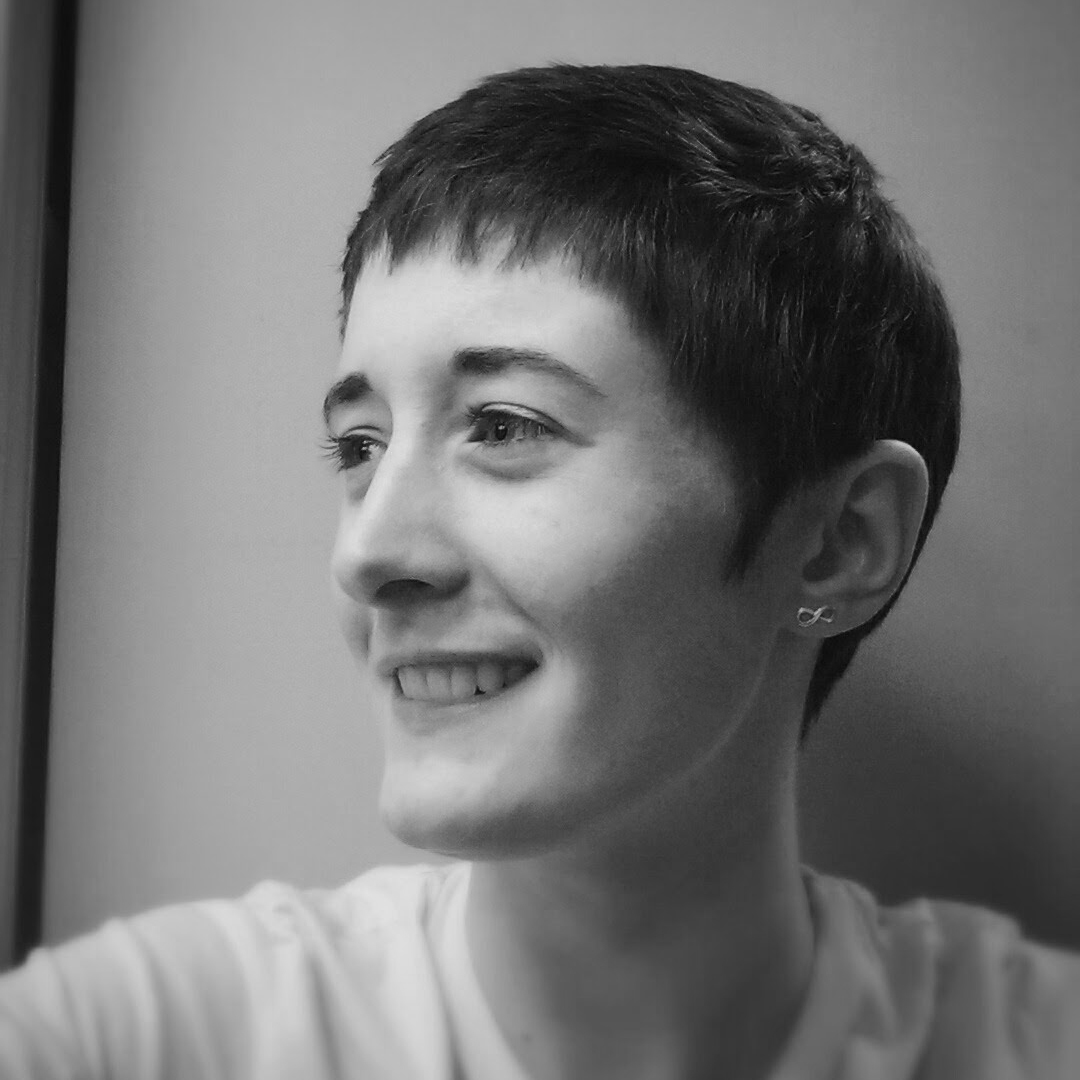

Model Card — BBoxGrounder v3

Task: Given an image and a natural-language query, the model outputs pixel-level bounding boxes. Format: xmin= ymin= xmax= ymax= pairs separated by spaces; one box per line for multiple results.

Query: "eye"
xmin=320 ymin=432 xmax=385 ymax=472
xmin=466 ymin=407 xmax=554 ymax=448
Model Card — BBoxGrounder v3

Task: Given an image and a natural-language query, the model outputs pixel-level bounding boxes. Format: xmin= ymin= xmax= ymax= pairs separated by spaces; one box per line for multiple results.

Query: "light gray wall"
xmin=44 ymin=0 xmax=1079 ymax=945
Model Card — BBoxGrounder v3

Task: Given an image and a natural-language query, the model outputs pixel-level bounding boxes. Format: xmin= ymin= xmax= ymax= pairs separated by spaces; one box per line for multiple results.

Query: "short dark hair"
xmin=341 ymin=63 xmax=961 ymax=737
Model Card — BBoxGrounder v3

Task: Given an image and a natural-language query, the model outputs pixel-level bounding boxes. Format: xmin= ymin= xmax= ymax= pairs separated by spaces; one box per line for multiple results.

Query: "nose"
xmin=332 ymin=439 xmax=469 ymax=608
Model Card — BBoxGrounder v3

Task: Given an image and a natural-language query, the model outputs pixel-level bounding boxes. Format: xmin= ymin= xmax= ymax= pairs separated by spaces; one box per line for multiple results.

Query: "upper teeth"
xmin=395 ymin=661 xmax=531 ymax=703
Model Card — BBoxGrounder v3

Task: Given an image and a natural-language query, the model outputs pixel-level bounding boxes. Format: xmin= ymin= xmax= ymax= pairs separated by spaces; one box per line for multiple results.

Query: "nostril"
xmin=372 ymin=578 xmax=437 ymax=605
xmin=350 ymin=552 xmax=469 ymax=607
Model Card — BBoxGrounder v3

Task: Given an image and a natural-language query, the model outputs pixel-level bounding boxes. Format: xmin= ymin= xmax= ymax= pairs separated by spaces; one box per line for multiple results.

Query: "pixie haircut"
xmin=341 ymin=64 xmax=961 ymax=737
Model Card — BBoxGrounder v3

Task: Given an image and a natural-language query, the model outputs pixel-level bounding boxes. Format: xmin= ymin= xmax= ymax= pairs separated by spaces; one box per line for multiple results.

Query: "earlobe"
xmin=795 ymin=440 xmax=929 ymax=634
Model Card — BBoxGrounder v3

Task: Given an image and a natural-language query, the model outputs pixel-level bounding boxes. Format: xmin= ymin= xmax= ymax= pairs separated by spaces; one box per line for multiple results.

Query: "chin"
xmin=377 ymin=764 xmax=583 ymax=862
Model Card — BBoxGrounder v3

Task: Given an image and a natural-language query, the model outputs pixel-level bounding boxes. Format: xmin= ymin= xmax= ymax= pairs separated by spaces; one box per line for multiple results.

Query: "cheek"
xmin=469 ymin=478 xmax=752 ymax=673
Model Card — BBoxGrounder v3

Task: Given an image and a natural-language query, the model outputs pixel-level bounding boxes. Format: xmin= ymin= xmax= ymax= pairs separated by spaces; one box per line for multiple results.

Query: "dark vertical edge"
xmin=12 ymin=0 xmax=78 ymax=964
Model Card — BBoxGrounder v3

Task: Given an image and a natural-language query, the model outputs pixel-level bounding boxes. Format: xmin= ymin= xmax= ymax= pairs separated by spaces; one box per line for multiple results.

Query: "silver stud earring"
xmin=797 ymin=605 xmax=835 ymax=628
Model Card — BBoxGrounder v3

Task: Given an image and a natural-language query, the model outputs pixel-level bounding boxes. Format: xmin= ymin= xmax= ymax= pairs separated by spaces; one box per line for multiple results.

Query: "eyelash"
xmin=464 ymin=406 xmax=554 ymax=448
xmin=322 ymin=407 xmax=555 ymax=473
xmin=320 ymin=433 xmax=381 ymax=473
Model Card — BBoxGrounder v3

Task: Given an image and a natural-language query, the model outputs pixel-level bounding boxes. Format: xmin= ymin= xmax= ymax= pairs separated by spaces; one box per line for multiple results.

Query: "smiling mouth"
xmin=394 ymin=659 xmax=538 ymax=704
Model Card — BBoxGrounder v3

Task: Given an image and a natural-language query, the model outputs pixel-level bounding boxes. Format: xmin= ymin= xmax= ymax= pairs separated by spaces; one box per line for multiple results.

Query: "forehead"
xmin=338 ymin=248 xmax=670 ymax=395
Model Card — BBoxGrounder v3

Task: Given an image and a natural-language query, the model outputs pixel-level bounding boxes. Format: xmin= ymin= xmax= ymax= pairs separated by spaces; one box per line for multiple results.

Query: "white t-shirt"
xmin=1 ymin=862 xmax=1078 ymax=1079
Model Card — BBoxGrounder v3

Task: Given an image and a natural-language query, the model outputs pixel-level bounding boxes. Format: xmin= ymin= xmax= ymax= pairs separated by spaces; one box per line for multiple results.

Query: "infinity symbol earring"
xmin=797 ymin=605 xmax=836 ymax=628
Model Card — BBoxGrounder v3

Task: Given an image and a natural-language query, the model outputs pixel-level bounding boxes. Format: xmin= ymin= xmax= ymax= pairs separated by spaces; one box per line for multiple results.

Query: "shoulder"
xmin=0 ymin=862 xmax=467 ymax=1080
xmin=810 ymin=873 xmax=1080 ymax=1080
xmin=45 ymin=860 xmax=463 ymax=1003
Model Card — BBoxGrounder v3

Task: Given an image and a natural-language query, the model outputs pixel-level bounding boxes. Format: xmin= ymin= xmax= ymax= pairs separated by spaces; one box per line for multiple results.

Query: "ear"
xmin=794 ymin=440 xmax=929 ymax=636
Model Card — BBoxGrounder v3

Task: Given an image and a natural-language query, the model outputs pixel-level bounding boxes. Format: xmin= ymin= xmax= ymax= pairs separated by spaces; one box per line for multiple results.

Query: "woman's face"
xmin=328 ymin=248 xmax=793 ymax=858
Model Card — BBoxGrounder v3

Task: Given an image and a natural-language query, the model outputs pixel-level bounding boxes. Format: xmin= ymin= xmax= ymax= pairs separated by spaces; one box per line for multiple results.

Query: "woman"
xmin=3 ymin=63 xmax=1077 ymax=1080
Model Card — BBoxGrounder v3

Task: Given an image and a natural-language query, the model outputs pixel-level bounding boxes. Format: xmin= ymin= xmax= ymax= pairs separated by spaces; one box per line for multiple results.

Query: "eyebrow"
xmin=322 ymin=345 xmax=604 ymax=425
xmin=452 ymin=346 xmax=605 ymax=398
xmin=322 ymin=371 xmax=372 ymax=426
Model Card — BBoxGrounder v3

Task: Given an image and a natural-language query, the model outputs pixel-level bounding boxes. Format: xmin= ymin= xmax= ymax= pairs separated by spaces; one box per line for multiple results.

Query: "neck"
xmin=465 ymin=738 xmax=814 ymax=1080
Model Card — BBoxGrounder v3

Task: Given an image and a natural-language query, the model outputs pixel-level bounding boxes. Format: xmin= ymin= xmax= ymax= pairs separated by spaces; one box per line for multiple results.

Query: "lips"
xmin=394 ymin=659 xmax=536 ymax=703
